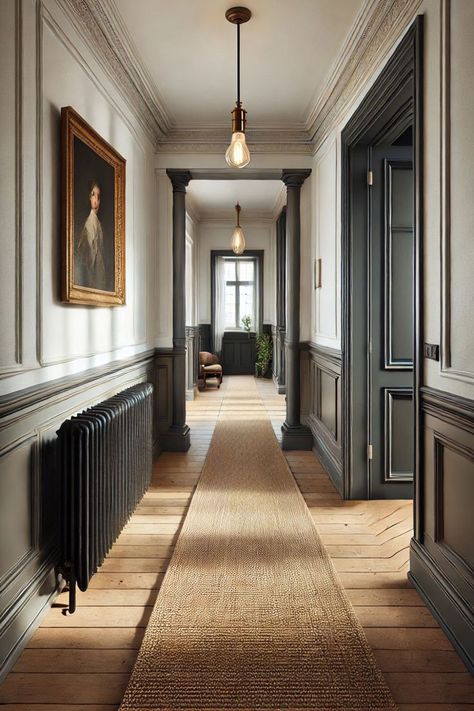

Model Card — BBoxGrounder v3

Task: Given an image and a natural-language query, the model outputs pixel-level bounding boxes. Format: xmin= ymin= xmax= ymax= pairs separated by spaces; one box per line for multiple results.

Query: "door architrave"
xmin=340 ymin=18 xmax=423 ymax=508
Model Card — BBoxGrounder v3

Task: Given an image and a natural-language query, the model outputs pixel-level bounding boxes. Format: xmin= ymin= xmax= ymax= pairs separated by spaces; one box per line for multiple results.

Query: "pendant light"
xmin=225 ymin=7 xmax=251 ymax=169
xmin=231 ymin=203 xmax=246 ymax=254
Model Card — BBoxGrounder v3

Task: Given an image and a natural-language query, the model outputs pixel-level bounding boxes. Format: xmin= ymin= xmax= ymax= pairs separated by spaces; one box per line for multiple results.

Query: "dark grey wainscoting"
xmin=274 ymin=208 xmax=286 ymax=394
xmin=273 ymin=327 xmax=286 ymax=394
xmin=304 ymin=344 xmax=343 ymax=494
xmin=410 ymin=386 xmax=474 ymax=674
xmin=185 ymin=326 xmax=200 ymax=400
xmin=0 ymin=350 xmax=156 ymax=681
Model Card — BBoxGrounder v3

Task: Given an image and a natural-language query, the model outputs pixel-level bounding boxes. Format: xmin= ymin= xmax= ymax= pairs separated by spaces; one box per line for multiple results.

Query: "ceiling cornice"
xmin=57 ymin=0 xmax=172 ymax=144
xmin=306 ymin=0 xmax=423 ymax=149
xmin=197 ymin=214 xmax=277 ymax=224
xmin=157 ymin=126 xmax=313 ymax=154
xmin=57 ymin=0 xmax=423 ymax=154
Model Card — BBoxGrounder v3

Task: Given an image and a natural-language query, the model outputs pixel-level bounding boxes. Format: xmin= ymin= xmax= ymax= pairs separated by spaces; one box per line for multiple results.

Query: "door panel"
xmin=370 ymin=146 xmax=414 ymax=498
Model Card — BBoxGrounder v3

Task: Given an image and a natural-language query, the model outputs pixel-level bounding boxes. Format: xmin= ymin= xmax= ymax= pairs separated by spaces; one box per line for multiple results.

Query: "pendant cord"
xmin=237 ymin=22 xmax=241 ymax=106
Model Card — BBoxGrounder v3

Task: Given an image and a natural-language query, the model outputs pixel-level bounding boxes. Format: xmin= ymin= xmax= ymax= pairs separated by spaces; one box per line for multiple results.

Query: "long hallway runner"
xmin=120 ymin=379 xmax=396 ymax=710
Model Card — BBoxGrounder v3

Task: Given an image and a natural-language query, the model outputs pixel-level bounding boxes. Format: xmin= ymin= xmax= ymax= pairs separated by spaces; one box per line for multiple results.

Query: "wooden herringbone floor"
xmin=0 ymin=375 xmax=472 ymax=710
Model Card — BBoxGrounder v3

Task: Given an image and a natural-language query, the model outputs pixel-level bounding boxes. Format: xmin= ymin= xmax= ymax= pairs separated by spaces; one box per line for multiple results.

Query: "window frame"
xmin=224 ymin=257 xmax=256 ymax=330
xmin=211 ymin=250 xmax=264 ymax=352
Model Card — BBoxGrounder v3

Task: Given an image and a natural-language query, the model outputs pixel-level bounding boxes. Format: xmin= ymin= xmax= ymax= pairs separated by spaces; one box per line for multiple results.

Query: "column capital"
xmin=166 ymin=169 xmax=192 ymax=193
xmin=281 ymin=169 xmax=311 ymax=188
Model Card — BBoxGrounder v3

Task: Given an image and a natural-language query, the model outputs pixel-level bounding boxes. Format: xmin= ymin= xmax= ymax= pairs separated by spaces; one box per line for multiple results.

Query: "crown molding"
xmin=157 ymin=125 xmax=313 ymax=154
xmin=198 ymin=215 xmax=276 ymax=225
xmin=57 ymin=0 xmax=171 ymax=145
xmin=55 ymin=0 xmax=423 ymax=155
xmin=157 ymin=141 xmax=313 ymax=155
xmin=305 ymin=0 xmax=423 ymax=150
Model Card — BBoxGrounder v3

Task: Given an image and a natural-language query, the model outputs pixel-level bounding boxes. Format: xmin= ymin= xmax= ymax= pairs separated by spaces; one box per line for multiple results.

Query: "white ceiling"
xmin=114 ymin=0 xmax=364 ymax=128
xmin=187 ymin=180 xmax=284 ymax=219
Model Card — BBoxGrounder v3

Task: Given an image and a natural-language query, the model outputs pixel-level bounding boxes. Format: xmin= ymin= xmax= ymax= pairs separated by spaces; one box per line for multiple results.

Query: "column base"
xmin=281 ymin=422 xmax=313 ymax=451
xmin=160 ymin=425 xmax=191 ymax=452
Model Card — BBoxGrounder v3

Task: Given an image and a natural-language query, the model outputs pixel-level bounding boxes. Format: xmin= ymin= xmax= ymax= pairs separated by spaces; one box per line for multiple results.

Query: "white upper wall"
xmin=308 ymin=0 xmax=474 ymax=400
xmin=0 ymin=0 xmax=159 ymax=395
xmin=196 ymin=220 xmax=276 ymax=327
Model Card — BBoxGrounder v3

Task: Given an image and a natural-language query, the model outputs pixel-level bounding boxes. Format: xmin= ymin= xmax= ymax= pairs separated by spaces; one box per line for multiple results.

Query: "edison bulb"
xmin=225 ymin=132 xmax=250 ymax=169
xmin=231 ymin=226 xmax=246 ymax=255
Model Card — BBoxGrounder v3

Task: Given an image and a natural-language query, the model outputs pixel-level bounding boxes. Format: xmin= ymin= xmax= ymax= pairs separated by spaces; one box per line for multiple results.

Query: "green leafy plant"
xmin=241 ymin=314 xmax=252 ymax=333
xmin=255 ymin=333 xmax=273 ymax=377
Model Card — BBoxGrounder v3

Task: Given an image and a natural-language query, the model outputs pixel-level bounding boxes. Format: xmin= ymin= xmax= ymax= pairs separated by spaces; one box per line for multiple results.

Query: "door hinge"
xmin=367 ymin=444 xmax=373 ymax=460
xmin=367 ymin=170 xmax=373 ymax=186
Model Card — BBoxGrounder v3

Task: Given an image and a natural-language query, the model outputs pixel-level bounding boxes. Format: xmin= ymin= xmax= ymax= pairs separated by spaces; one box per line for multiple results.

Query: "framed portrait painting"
xmin=61 ymin=106 xmax=126 ymax=305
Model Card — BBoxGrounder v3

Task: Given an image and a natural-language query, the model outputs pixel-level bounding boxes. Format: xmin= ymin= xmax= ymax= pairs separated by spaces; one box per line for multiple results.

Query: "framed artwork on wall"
xmin=61 ymin=106 xmax=126 ymax=305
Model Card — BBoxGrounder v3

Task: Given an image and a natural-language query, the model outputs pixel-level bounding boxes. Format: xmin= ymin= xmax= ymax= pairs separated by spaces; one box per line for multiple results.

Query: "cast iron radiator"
xmin=57 ymin=382 xmax=153 ymax=613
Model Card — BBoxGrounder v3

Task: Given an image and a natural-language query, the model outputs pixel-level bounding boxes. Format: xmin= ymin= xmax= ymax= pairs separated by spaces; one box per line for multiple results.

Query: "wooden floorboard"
xmin=0 ymin=375 xmax=471 ymax=710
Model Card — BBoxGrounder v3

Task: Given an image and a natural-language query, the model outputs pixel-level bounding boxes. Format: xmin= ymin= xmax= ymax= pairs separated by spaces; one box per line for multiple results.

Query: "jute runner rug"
xmin=120 ymin=394 xmax=396 ymax=709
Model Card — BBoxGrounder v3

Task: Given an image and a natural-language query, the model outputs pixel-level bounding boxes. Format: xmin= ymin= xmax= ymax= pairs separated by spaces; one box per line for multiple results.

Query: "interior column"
xmin=281 ymin=168 xmax=313 ymax=450
xmin=166 ymin=169 xmax=192 ymax=451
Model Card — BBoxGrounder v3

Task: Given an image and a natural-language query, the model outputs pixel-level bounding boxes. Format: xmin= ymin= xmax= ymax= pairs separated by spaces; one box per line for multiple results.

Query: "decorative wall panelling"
xmin=305 ymin=344 xmax=342 ymax=494
xmin=153 ymin=349 xmax=174 ymax=453
xmin=0 ymin=0 xmax=22 ymax=374
xmin=313 ymin=138 xmax=339 ymax=345
xmin=440 ymin=0 xmax=474 ymax=383
xmin=272 ymin=327 xmax=286 ymax=394
xmin=410 ymin=386 xmax=474 ymax=673
xmin=0 ymin=351 xmax=155 ymax=681
xmin=185 ymin=326 xmax=200 ymax=399
xmin=273 ymin=209 xmax=286 ymax=393
xmin=0 ymin=0 xmax=159 ymax=387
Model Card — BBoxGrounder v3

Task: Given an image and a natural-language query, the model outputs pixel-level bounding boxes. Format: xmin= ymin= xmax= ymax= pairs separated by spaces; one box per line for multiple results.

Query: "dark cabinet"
xmin=222 ymin=332 xmax=256 ymax=375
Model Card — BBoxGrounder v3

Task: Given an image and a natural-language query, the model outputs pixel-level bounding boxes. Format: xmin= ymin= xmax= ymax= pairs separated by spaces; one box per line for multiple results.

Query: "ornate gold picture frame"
xmin=61 ymin=106 xmax=126 ymax=305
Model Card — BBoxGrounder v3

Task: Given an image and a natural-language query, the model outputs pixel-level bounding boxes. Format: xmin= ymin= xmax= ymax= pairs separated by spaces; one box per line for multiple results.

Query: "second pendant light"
xmin=231 ymin=203 xmax=246 ymax=255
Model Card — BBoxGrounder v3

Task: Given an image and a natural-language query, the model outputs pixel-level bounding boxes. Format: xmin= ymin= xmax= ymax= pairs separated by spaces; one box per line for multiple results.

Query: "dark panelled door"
xmin=369 ymin=145 xmax=414 ymax=498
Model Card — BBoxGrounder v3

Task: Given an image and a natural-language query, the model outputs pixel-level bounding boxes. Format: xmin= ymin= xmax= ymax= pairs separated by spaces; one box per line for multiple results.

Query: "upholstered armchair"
xmin=199 ymin=351 xmax=223 ymax=389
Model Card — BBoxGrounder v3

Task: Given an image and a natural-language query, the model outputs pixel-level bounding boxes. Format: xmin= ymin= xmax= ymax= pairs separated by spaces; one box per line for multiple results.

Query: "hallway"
xmin=1 ymin=376 xmax=472 ymax=709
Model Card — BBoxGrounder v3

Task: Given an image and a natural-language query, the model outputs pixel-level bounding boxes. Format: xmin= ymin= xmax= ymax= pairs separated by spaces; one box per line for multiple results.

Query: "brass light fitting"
xmin=225 ymin=7 xmax=251 ymax=169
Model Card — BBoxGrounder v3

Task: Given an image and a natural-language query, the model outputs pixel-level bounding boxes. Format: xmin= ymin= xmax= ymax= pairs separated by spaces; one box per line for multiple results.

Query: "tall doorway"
xmin=368 ymin=134 xmax=414 ymax=498
xmin=341 ymin=20 xmax=422 ymax=500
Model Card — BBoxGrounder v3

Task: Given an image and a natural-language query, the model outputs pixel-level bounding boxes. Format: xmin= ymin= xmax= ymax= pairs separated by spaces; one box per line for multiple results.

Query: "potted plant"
xmin=241 ymin=314 xmax=252 ymax=337
xmin=255 ymin=333 xmax=273 ymax=378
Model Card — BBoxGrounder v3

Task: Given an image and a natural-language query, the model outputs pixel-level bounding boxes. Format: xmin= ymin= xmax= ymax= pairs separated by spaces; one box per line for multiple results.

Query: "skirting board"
xmin=306 ymin=415 xmax=343 ymax=496
xmin=409 ymin=538 xmax=474 ymax=674
xmin=0 ymin=563 xmax=57 ymax=683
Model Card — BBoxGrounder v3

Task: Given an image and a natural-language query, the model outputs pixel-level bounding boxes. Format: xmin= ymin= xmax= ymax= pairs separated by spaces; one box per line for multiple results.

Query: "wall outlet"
xmin=424 ymin=343 xmax=440 ymax=361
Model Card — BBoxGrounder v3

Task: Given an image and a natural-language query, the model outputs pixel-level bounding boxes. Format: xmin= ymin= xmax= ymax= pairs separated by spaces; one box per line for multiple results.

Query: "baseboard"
xmin=0 ymin=560 xmax=57 ymax=682
xmin=306 ymin=415 xmax=343 ymax=496
xmin=409 ymin=538 xmax=474 ymax=674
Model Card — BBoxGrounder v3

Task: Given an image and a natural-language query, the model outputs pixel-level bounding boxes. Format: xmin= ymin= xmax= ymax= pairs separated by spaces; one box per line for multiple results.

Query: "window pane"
xmin=238 ymin=260 xmax=254 ymax=281
xmin=239 ymin=285 xmax=254 ymax=327
xmin=225 ymin=260 xmax=236 ymax=281
xmin=224 ymin=285 xmax=236 ymax=327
